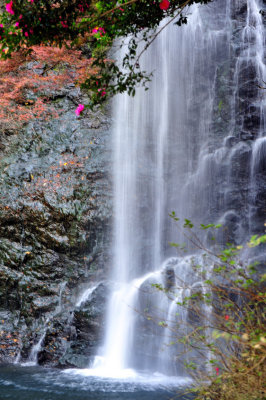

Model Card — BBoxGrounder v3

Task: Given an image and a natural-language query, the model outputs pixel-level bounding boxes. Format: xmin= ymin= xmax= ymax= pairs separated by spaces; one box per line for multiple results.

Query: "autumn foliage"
xmin=0 ymin=0 xmax=212 ymax=106
xmin=0 ymin=45 xmax=97 ymax=130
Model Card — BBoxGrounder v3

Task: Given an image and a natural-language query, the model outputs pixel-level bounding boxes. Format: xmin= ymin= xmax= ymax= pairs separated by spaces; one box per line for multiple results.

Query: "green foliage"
xmin=248 ymin=234 xmax=266 ymax=247
xmin=0 ymin=0 xmax=211 ymax=107
xmin=153 ymin=217 xmax=266 ymax=399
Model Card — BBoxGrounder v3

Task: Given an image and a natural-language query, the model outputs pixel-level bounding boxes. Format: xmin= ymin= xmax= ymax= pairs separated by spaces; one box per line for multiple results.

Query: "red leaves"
xmin=0 ymin=45 xmax=95 ymax=129
xmin=23 ymin=154 xmax=87 ymax=200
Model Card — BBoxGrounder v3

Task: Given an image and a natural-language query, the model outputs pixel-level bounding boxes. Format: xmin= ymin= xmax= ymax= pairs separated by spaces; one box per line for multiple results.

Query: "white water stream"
xmin=71 ymin=0 xmax=265 ymax=380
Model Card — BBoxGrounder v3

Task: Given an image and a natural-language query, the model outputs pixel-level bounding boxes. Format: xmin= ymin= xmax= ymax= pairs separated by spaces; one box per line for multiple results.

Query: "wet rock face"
xmin=37 ymin=282 xmax=110 ymax=368
xmin=0 ymin=62 xmax=112 ymax=365
xmin=198 ymin=1 xmax=265 ymax=247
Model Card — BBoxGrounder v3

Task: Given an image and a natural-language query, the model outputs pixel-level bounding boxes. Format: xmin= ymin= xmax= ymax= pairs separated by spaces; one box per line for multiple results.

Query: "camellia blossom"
xmin=78 ymin=4 xmax=85 ymax=13
xmin=92 ymin=26 xmax=106 ymax=35
xmin=224 ymin=315 xmax=229 ymax=320
xmin=6 ymin=1 xmax=15 ymax=15
xmin=159 ymin=0 xmax=170 ymax=10
xmin=75 ymin=104 xmax=85 ymax=116
xmin=60 ymin=21 xmax=68 ymax=28
xmin=98 ymin=88 xmax=106 ymax=97
xmin=215 ymin=367 xmax=219 ymax=375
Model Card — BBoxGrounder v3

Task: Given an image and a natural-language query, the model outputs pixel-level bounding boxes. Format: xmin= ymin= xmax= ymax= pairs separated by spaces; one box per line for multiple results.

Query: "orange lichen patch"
xmin=0 ymin=51 xmax=28 ymax=75
xmin=0 ymin=45 xmax=97 ymax=130
xmin=31 ymin=45 xmax=95 ymax=77
xmin=23 ymin=153 xmax=90 ymax=201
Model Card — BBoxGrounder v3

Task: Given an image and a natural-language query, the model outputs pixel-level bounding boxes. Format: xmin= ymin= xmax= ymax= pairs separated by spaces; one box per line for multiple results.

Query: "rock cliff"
xmin=0 ymin=52 xmax=112 ymax=367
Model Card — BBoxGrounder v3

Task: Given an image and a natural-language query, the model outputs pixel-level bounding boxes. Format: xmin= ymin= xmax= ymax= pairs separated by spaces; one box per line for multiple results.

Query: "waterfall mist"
xmin=85 ymin=0 xmax=265 ymax=379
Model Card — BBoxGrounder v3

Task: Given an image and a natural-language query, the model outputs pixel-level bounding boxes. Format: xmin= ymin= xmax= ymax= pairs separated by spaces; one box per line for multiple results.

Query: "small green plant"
xmin=156 ymin=214 xmax=266 ymax=400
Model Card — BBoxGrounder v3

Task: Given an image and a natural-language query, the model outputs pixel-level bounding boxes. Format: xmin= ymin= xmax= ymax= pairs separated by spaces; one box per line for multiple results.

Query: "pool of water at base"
xmin=0 ymin=365 xmax=196 ymax=400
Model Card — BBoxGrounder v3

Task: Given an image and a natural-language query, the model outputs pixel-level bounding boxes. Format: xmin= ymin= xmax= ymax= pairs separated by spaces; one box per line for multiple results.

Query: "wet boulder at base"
xmin=37 ymin=282 xmax=110 ymax=368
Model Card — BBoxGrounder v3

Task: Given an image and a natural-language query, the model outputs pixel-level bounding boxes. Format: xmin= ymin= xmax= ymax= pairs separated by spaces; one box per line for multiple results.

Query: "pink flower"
xmin=159 ymin=0 xmax=170 ymax=10
xmin=92 ymin=26 xmax=105 ymax=35
xmin=24 ymin=31 xmax=29 ymax=37
xmin=6 ymin=1 xmax=14 ymax=15
xmin=15 ymin=22 xmax=19 ymax=27
xmin=19 ymin=15 xmax=23 ymax=19
xmin=75 ymin=104 xmax=85 ymax=116
xmin=0 ymin=24 xmax=4 ymax=28
xmin=215 ymin=367 xmax=219 ymax=375
xmin=78 ymin=4 xmax=84 ymax=13
xmin=60 ymin=21 xmax=68 ymax=28
xmin=225 ymin=315 xmax=229 ymax=321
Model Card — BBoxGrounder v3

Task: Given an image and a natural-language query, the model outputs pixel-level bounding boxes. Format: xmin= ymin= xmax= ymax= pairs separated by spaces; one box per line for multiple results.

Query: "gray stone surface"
xmin=0 ymin=61 xmax=112 ymax=366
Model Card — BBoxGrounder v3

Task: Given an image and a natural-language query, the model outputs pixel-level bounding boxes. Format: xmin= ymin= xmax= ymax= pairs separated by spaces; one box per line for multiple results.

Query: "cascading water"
xmin=79 ymin=0 xmax=265 ymax=380
xmin=20 ymin=282 xmax=67 ymax=366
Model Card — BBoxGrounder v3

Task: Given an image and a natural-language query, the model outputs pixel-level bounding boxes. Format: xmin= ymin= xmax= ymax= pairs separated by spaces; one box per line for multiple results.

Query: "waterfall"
xmin=83 ymin=0 xmax=265 ymax=378
xmin=23 ymin=317 xmax=50 ymax=366
xmin=21 ymin=282 xmax=67 ymax=366
xmin=75 ymin=284 xmax=98 ymax=308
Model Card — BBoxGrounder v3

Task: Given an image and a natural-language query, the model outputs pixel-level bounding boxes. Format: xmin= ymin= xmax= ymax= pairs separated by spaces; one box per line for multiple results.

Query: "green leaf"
xmin=158 ymin=321 xmax=167 ymax=327
xmin=200 ymin=223 xmax=215 ymax=230
xmin=248 ymin=234 xmax=266 ymax=247
xmin=169 ymin=242 xmax=180 ymax=248
xmin=184 ymin=219 xmax=193 ymax=228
